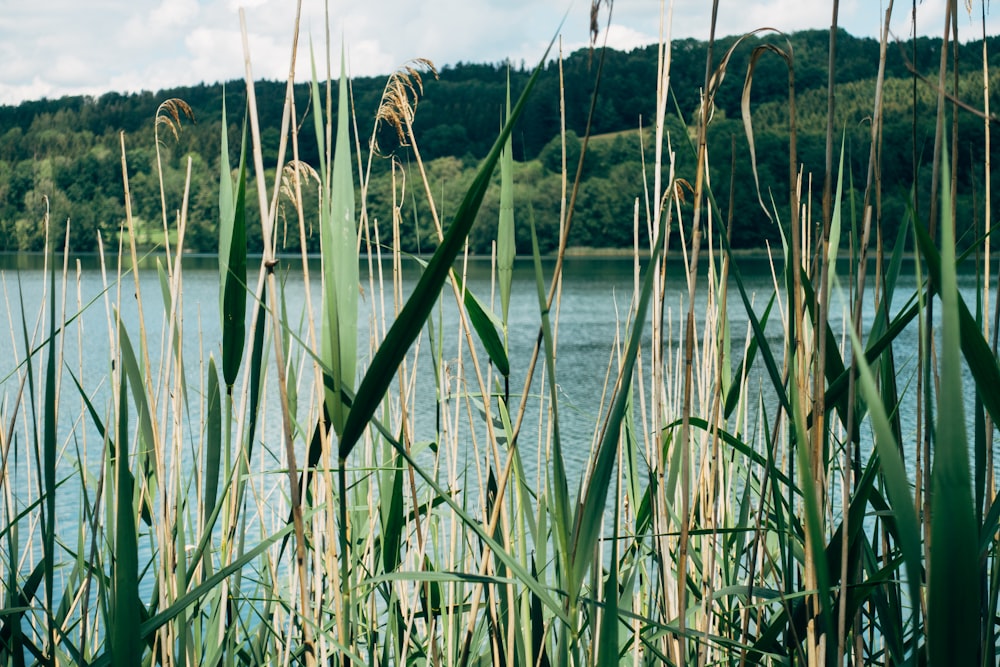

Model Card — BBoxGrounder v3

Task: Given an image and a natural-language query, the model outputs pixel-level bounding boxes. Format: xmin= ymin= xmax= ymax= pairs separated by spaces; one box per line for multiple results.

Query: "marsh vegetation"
xmin=3 ymin=1 xmax=1000 ymax=665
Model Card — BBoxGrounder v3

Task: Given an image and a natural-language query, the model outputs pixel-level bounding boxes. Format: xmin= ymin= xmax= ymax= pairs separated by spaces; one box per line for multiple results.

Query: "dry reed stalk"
xmin=155 ymin=148 xmax=193 ymax=666
xmin=819 ymin=3 xmax=843 ymax=662
xmin=839 ymin=6 xmax=894 ymax=665
xmin=117 ymin=131 xmax=161 ymax=470
xmin=982 ymin=2 xmax=996 ymax=509
xmin=644 ymin=6 xmax=680 ymax=658
xmin=117 ymin=131 xmax=175 ymax=662
xmin=676 ymin=3 xmax=721 ymax=662
xmin=372 ymin=58 xmax=541 ymax=667
xmin=921 ymin=2 xmax=955 ymax=577
xmin=238 ymin=6 xmax=317 ymax=663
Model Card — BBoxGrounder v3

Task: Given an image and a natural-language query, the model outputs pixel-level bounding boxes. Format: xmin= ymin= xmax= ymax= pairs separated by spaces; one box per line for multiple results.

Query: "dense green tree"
xmin=538 ymin=130 xmax=582 ymax=175
xmin=2 ymin=28 xmax=1000 ymax=253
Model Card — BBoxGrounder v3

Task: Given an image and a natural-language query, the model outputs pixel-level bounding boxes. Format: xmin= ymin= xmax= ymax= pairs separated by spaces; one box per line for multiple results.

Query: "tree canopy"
xmin=1 ymin=28 xmax=998 ymax=254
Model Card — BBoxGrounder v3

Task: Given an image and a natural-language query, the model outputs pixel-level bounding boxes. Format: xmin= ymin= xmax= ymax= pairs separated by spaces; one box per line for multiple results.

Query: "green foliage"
xmin=218 ymin=97 xmax=248 ymax=391
xmin=316 ymin=49 xmax=359 ymax=434
xmin=4 ymin=29 xmax=1000 ymax=253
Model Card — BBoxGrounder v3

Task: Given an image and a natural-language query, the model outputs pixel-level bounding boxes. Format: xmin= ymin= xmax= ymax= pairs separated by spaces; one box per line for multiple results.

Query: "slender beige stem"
xmin=239 ymin=8 xmax=316 ymax=664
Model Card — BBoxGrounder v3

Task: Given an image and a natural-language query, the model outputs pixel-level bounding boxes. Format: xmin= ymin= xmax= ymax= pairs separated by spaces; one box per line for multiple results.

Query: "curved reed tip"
xmin=373 ymin=59 xmax=438 ymax=154
xmin=155 ymin=98 xmax=195 ymax=142
xmin=590 ymin=0 xmax=613 ymax=46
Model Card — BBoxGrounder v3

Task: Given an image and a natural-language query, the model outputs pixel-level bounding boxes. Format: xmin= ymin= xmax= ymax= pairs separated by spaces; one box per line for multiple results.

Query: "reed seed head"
xmin=154 ymin=98 xmax=195 ymax=144
xmin=373 ymin=58 xmax=437 ymax=155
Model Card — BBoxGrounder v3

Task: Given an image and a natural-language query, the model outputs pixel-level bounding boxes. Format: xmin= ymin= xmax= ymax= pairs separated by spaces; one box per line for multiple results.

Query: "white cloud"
xmin=185 ymin=26 xmax=248 ymax=82
xmin=0 ymin=77 xmax=61 ymax=106
xmin=50 ymin=56 xmax=97 ymax=86
xmin=1 ymin=0 xmax=997 ymax=106
xmin=885 ymin=0 xmax=1000 ymax=39
xmin=343 ymin=40 xmax=397 ymax=79
xmin=152 ymin=0 xmax=201 ymax=29
xmin=595 ymin=24 xmax=659 ymax=52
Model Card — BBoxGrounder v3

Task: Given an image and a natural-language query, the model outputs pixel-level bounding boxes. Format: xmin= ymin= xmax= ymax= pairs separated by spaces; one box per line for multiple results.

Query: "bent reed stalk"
xmin=2 ymin=0 xmax=1000 ymax=665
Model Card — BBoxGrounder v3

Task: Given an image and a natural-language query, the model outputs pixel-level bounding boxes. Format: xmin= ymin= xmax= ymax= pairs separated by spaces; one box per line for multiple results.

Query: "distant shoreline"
xmin=0 ymin=247 xmax=940 ymax=263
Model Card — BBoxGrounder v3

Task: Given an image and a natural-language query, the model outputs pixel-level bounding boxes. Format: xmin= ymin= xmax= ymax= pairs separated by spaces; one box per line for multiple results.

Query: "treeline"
xmin=1 ymin=28 xmax=999 ymax=254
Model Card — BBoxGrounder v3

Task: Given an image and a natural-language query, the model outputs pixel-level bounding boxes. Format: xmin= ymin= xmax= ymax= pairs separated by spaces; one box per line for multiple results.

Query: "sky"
xmin=1 ymin=0 xmax=997 ymax=106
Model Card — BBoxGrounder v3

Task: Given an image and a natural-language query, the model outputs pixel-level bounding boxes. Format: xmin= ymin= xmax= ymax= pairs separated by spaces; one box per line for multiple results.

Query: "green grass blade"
xmin=981 ymin=491 xmax=1000 ymax=556
xmin=156 ymin=258 xmax=173 ymax=340
xmin=571 ymin=226 xmax=662 ymax=593
xmin=926 ymin=153 xmax=979 ymax=666
xmin=110 ymin=368 xmax=140 ymax=664
xmin=527 ymin=208 xmax=570 ymax=574
xmin=823 ymin=298 xmax=920 ymax=421
xmin=912 ymin=218 xmax=1000 ymax=432
xmin=42 ymin=237 xmax=57 ymax=656
xmin=411 ymin=254 xmax=510 ymax=381
xmin=218 ymin=89 xmax=234 ymax=239
xmin=331 ymin=49 xmax=357 ymax=398
xmin=596 ymin=472 xmax=622 ymax=666
xmin=219 ymin=98 xmax=248 ymax=391
xmin=380 ymin=446 xmax=405 ymax=573
xmin=463 ymin=283 xmax=510 ymax=377
xmin=339 ymin=43 xmax=553 ymax=459
xmin=316 ymin=45 xmax=358 ymax=435
xmin=869 ymin=214 xmax=912 ymax=344
xmin=204 ymin=356 xmax=222 ymax=526
xmin=0 ymin=560 xmax=44 ymax=664
xmin=117 ymin=317 xmax=155 ymax=484
xmin=64 ymin=366 xmax=152 ymax=526
xmin=718 ymin=236 xmax=791 ymax=417
xmin=309 ymin=42 xmax=327 ymax=183
xmin=846 ymin=292 xmax=923 ymax=647
xmin=498 ymin=69 xmax=515 ymax=327
xmin=246 ymin=281 xmax=268 ymax=452
xmin=824 ymin=133 xmax=846 ymax=297
xmin=724 ymin=291 xmax=774 ymax=418
xmin=228 ymin=280 xmax=269 ymax=474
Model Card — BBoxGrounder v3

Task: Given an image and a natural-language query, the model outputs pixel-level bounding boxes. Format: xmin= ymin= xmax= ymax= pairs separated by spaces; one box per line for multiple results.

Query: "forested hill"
xmin=2 ymin=28 xmax=998 ymax=253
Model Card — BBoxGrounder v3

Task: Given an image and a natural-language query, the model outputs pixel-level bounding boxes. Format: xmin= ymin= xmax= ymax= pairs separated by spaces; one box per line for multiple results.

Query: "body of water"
xmin=0 ymin=251 xmax=989 ymax=539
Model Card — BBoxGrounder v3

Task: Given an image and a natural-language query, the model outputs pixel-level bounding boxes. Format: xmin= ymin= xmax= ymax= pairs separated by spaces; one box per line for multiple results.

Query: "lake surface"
xmin=0 ymin=251 xmax=988 ymax=529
